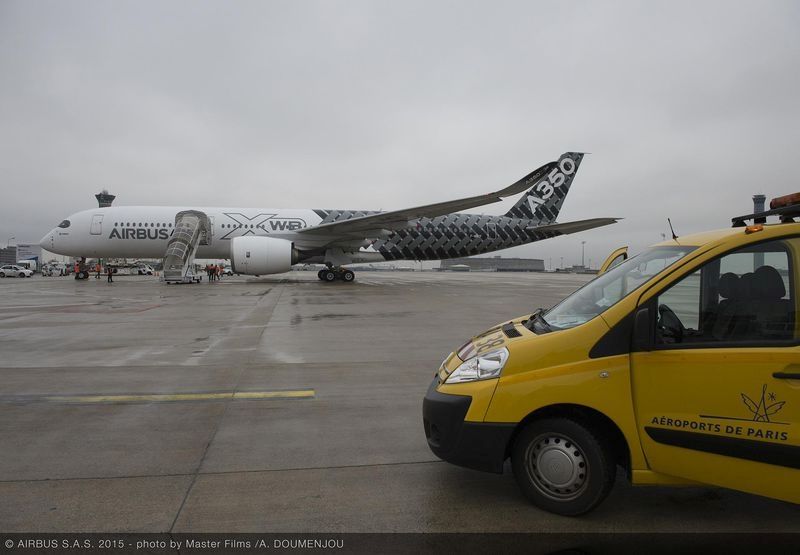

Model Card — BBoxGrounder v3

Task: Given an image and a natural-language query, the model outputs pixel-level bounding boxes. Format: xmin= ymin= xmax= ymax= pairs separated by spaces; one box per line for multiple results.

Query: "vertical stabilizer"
xmin=505 ymin=152 xmax=584 ymax=224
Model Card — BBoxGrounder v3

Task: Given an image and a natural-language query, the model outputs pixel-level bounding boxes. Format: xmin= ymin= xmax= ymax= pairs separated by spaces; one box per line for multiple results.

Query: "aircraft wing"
xmin=527 ymin=217 xmax=621 ymax=235
xmin=298 ymin=160 xmax=558 ymax=238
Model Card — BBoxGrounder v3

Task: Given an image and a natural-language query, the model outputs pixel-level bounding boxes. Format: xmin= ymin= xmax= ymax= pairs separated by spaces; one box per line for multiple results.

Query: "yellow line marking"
xmin=44 ymin=390 xmax=315 ymax=403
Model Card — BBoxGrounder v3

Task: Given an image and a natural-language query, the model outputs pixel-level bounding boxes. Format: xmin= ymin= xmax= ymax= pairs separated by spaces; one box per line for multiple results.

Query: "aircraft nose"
xmin=39 ymin=230 xmax=53 ymax=250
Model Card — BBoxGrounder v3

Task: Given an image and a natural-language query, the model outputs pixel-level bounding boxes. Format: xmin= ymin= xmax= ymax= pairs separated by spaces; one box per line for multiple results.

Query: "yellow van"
xmin=423 ymin=194 xmax=800 ymax=515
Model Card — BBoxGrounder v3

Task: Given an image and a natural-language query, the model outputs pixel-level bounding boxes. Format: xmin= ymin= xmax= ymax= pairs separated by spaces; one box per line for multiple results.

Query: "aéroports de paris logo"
xmin=741 ymin=384 xmax=785 ymax=423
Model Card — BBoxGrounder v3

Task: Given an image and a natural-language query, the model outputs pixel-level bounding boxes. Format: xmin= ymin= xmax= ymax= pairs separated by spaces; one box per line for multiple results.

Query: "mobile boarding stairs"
xmin=161 ymin=210 xmax=211 ymax=284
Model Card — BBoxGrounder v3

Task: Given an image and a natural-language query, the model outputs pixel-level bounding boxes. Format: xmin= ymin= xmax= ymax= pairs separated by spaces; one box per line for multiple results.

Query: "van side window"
xmin=655 ymin=239 xmax=795 ymax=345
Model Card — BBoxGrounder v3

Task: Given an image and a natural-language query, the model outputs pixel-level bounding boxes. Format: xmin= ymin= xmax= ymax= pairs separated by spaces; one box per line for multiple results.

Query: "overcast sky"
xmin=2 ymin=0 xmax=799 ymax=267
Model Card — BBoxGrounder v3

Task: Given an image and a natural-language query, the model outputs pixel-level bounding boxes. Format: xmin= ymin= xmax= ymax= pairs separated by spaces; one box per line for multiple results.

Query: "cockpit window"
xmin=58 ymin=220 xmax=71 ymax=229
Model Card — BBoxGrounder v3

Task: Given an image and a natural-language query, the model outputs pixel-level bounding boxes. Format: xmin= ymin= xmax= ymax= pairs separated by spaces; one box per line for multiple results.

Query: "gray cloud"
xmin=1 ymin=0 xmax=798 ymax=266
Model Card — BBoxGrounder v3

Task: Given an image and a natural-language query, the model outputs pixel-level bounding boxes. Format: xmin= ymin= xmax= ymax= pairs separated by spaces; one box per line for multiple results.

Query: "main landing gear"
xmin=317 ymin=268 xmax=355 ymax=283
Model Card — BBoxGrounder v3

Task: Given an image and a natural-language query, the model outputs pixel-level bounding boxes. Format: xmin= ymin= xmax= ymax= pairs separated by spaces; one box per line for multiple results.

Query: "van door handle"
xmin=773 ymin=365 xmax=800 ymax=379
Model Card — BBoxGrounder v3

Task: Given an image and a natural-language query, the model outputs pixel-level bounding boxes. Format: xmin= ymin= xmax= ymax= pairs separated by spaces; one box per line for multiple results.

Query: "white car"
xmin=0 ymin=264 xmax=34 ymax=278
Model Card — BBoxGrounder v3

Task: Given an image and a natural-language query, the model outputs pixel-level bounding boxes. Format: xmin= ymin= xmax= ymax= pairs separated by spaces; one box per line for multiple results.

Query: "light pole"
xmin=6 ymin=236 xmax=14 ymax=248
xmin=581 ymin=241 xmax=586 ymax=267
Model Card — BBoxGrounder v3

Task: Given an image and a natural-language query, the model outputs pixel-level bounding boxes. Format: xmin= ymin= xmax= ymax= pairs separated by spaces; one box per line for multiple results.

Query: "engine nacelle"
xmin=230 ymin=236 xmax=296 ymax=275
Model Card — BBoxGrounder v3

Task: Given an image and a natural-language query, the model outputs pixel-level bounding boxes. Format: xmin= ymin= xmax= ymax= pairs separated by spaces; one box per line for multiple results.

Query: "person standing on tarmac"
xmin=95 ymin=263 xmax=101 ymax=279
xmin=106 ymin=266 xmax=113 ymax=283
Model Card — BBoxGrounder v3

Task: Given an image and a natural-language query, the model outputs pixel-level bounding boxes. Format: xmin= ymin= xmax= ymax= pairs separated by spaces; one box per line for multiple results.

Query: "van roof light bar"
xmin=732 ymin=193 xmax=800 ymax=227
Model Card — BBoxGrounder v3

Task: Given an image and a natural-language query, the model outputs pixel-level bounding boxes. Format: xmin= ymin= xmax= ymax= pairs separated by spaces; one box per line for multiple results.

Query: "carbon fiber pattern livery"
xmin=310 ymin=211 xmax=561 ymax=261
xmin=311 ymin=152 xmax=585 ymax=262
xmin=505 ymin=152 xmax=583 ymax=222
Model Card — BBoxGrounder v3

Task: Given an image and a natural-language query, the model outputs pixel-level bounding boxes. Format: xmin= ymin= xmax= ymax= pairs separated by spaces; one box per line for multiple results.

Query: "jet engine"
xmin=230 ymin=236 xmax=298 ymax=275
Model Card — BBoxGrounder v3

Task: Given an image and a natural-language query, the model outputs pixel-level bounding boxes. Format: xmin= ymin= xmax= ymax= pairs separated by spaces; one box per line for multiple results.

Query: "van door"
xmin=90 ymin=214 xmax=104 ymax=235
xmin=631 ymin=237 xmax=799 ymax=503
xmin=599 ymin=246 xmax=628 ymax=275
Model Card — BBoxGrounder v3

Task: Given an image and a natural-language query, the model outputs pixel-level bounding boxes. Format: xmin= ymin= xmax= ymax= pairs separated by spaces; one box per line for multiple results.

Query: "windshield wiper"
xmin=525 ymin=308 xmax=553 ymax=334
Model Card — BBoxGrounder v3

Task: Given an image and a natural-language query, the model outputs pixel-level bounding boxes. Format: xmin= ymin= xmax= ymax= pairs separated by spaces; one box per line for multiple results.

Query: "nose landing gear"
xmin=317 ymin=267 xmax=355 ymax=282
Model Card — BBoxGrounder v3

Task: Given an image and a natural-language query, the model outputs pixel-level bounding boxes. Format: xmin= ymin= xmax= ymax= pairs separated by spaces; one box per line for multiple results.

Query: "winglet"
xmin=494 ymin=161 xmax=558 ymax=199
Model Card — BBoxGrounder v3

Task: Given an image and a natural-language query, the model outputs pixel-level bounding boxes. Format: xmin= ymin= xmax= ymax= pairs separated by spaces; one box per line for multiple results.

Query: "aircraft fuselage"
xmin=40 ymin=205 xmax=559 ymax=262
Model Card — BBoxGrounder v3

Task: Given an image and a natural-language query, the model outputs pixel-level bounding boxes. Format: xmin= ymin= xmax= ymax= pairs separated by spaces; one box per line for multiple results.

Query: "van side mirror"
xmin=632 ymin=307 xmax=652 ymax=351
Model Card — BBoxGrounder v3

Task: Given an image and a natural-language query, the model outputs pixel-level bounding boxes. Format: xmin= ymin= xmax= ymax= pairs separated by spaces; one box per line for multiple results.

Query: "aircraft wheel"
xmin=323 ymin=270 xmax=337 ymax=282
xmin=341 ymin=269 xmax=355 ymax=282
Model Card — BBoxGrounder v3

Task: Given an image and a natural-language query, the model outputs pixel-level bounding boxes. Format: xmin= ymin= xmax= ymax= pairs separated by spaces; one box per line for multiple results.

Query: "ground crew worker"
xmin=106 ymin=266 xmax=113 ymax=283
xmin=95 ymin=263 xmax=101 ymax=279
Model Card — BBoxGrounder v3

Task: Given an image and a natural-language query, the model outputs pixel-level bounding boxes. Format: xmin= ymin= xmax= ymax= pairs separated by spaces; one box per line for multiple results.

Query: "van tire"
xmin=512 ymin=417 xmax=615 ymax=516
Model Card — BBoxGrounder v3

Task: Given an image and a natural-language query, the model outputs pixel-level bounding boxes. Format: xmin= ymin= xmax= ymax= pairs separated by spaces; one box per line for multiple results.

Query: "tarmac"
xmin=0 ymin=271 xmax=797 ymax=532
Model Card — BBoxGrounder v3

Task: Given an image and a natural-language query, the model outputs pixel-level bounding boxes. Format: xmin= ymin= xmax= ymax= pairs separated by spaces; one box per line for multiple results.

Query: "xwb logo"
xmin=220 ymin=213 xmax=307 ymax=239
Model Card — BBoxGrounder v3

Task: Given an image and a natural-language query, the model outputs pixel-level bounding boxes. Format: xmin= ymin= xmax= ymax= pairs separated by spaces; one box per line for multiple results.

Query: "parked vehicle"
xmin=423 ymin=192 xmax=800 ymax=515
xmin=0 ymin=264 xmax=34 ymax=278
xmin=15 ymin=260 xmax=37 ymax=273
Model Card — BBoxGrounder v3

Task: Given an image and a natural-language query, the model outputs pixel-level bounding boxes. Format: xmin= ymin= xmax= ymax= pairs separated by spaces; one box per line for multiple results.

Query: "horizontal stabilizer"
xmin=527 ymin=217 xmax=621 ymax=235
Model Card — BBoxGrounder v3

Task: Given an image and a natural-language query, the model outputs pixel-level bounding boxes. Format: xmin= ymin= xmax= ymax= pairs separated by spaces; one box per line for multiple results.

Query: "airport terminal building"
xmin=440 ymin=256 xmax=545 ymax=272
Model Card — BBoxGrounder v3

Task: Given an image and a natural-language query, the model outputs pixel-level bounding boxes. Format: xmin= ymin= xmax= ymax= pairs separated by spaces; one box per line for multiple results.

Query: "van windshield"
xmin=543 ymin=246 xmax=697 ymax=330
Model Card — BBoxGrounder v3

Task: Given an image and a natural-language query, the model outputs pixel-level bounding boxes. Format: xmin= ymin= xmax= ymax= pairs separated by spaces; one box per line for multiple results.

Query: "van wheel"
xmin=512 ymin=418 xmax=615 ymax=516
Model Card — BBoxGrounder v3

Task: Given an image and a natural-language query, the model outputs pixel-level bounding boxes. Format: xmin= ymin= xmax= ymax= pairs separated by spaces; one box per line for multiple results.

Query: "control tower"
xmin=95 ymin=189 xmax=116 ymax=208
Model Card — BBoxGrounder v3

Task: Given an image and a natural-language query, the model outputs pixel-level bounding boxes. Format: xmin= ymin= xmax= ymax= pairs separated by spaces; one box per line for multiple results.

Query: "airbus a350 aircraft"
xmin=41 ymin=152 xmax=618 ymax=282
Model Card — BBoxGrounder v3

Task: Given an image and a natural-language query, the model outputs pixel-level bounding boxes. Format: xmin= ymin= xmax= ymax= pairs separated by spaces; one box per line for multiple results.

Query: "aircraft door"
xmin=90 ymin=214 xmax=104 ymax=235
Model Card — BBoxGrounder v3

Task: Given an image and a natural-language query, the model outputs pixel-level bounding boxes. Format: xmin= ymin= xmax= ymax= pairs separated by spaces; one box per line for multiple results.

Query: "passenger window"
xmin=655 ymin=239 xmax=795 ymax=345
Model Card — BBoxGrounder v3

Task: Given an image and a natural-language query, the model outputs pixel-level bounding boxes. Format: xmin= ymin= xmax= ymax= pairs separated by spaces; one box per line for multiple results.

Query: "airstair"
xmin=161 ymin=210 xmax=211 ymax=284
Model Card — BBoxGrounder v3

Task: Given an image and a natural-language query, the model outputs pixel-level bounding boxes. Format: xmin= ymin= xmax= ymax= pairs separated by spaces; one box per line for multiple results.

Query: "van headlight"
xmin=445 ymin=347 xmax=509 ymax=384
